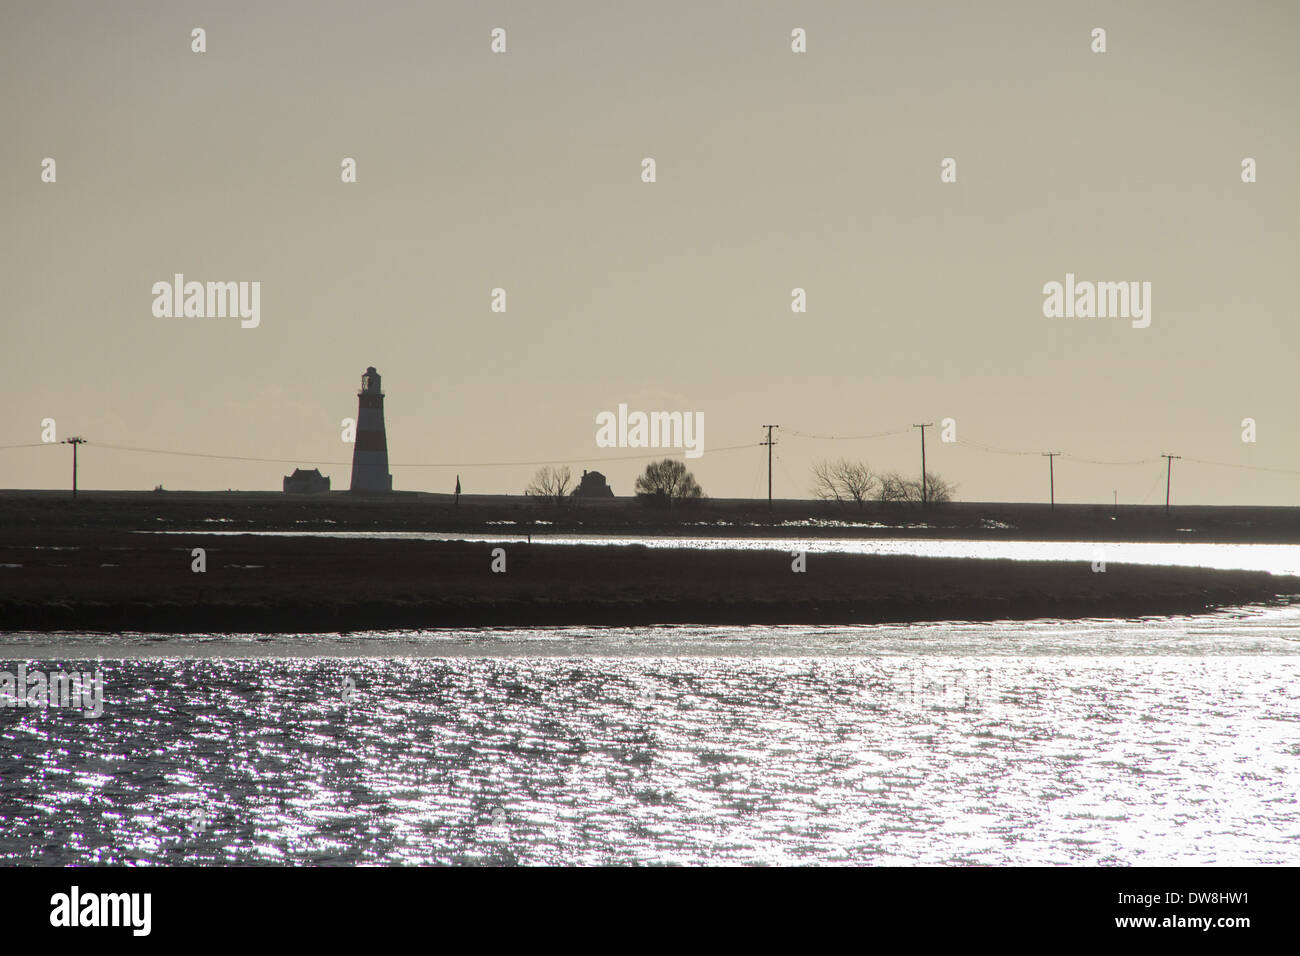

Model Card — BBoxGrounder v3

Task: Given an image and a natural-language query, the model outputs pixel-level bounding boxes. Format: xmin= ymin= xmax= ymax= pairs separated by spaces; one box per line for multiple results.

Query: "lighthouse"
xmin=349 ymin=366 xmax=393 ymax=492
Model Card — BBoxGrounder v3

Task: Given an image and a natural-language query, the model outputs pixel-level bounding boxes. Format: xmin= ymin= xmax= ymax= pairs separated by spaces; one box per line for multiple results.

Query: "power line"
xmin=954 ymin=438 xmax=1040 ymax=457
xmin=82 ymin=439 xmax=761 ymax=469
xmin=955 ymin=437 xmax=1156 ymax=465
xmin=63 ymin=437 xmax=86 ymax=498
xmin=760 ymin=425 xmax=779 ymax=508
xmin=1161 ymin=454 xmax=1182 ymax=515
xmin=788 ymin=428 xmax=910 ymax=441
xmin=9 ymin=433 xmax=1300 ymax=481
xmin=913 ymin=423 xmax=934 ymax=506
xmin=90 ymin=441 xmax=342 ymax=465
xmin=1183 ymin=456 xmax=1300 ymax=477
xmin=1041 ymin=452 xmax=1060 ymax=510
xmin=1138 ymin=463 xmax=1167 ymax=505
xmin=1062 ymin=454 xmax=1157 ymax=466
xmin=957 ymin=440 xmax=1156 ymax=467
xmin=775 ymin=447 xmax=799 ymax=503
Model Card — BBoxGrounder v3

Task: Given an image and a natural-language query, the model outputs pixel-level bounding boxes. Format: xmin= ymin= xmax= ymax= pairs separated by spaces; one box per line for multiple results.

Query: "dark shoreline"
xmin=2 ymin=532 xmax=1296 ymax=633
xmin=9 ymin=594 xmax=1299 ymax=635
xmin=5 ymin=488 xmax=1300 ymax=542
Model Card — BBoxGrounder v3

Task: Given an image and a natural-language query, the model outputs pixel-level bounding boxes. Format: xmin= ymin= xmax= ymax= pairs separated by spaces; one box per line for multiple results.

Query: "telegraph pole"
xmin=913 ymin=423 xmax=933 ymax=505
xmin=1041 ymin=452 xmax=1059 ymax=510
xmin=63 ymin=436 xmax=86 ymax=499
xmin=1161 ymin=454 xmax=1181 ymax=516
xmin=761 ymin=425 xmax=779 ymax=509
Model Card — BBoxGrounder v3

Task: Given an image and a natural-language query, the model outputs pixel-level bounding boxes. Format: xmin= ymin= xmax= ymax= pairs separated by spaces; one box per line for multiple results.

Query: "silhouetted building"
xmin=573 ymin=469 xmax=614 ymax=498
xmin=350 ymin=366 xmax=392 ymax=492
xmin=284 ymin=468 xmax=330 ymax=493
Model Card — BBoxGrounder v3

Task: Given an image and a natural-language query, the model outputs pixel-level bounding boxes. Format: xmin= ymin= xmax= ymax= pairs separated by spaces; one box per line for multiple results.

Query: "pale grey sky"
xmin=2 ymin=1 xmax=1297 ymax=504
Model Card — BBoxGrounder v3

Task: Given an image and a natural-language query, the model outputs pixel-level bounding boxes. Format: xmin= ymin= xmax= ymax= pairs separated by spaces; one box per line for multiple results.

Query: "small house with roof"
xmin=283 ymin=468 xmax=330 ymax=493
xmin=573 ymin=469 xmax=614 ymax=498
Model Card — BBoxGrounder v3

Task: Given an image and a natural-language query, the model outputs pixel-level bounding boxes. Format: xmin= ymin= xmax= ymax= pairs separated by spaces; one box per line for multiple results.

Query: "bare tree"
xmin=635 ymin=458 xmax=703 ymax=507
xmin=837 ymin=460 xmax=875 ymax=507
xmin=811 ymin=459 xmax=842 ymax=502
xmin=811 ymin=459 xmax=877 ymax=509
xmin=902 ymin=471 xmax=957 ymax=505
xmin=877 ymin=471 xmax=910 ymax=505
xmin=925 ymin=472 xmax=957 ymax=504
xmin=525 ymin=465 xmax=573 ymax=506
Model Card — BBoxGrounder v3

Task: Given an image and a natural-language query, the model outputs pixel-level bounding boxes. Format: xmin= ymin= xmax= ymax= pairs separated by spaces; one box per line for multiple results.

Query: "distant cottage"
xmin=573 ymin=469 xmax=614 ymax=498
xmin=283 ymin=468 xmax=330 ymax=493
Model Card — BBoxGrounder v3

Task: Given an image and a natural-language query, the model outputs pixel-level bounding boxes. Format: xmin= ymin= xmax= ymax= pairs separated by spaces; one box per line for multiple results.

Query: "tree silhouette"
xmin=877 ymin=471 xmax=910 ymax=505
xmin=810 ymin=459 xmax=876 ymax=509
xmin=903 ymin=471 xmax=957 ymax=505
xmin=635 ymin=458 xmax=703 ymax=507
xmin=524 ymin=465 xmax=573 ymax=506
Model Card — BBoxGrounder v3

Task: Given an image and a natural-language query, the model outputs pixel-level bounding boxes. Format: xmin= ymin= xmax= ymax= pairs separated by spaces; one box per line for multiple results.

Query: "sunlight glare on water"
xmin=2 ymin=606 xmax=1299 ymax=866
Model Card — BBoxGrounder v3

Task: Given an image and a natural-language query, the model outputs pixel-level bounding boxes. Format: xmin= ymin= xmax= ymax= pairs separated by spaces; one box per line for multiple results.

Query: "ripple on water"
xmin=1 ymin=655 xmax=1298 ymax=865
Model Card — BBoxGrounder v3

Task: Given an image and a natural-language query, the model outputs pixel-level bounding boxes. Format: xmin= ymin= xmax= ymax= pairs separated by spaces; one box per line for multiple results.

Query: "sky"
xmin=2 ymin=0 xmax=1297 ymax=504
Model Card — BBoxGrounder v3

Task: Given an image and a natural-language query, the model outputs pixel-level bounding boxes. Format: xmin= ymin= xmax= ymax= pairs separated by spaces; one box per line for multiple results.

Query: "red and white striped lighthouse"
xmin=349 ymin=366 xmax=392 ymax=492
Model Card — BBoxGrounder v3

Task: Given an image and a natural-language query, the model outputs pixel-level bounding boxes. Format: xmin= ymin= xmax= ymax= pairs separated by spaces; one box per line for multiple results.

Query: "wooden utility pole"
xmin=1042 ymin=452 xmax=1059 ymax=510
xmin=63 ymin=436 xmax=86 ymax=498
xmin=913 ymin=423 xmax=933 ymax=505
xmin=761 ymin=425 xmax=779 ymax=509
xmin=1161 ymin=454 xmax=1181 ymax=515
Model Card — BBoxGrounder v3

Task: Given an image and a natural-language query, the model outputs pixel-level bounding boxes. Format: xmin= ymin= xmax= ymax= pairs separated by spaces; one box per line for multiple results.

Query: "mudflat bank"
xmin=1 ymin=530 xmax=1295 ymax=632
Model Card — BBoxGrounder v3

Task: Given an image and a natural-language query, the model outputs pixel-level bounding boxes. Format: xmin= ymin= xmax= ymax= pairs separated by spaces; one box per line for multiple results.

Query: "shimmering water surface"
xmin=3 ymin=605 xmax=1299 ymax=866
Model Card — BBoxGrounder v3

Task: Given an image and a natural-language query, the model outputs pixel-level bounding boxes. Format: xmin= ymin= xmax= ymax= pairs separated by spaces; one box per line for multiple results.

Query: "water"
xmin=138 ymin=531 xmax=1300 ymax=576
xmin=3 ymin=604 xmax=1300 ymax=865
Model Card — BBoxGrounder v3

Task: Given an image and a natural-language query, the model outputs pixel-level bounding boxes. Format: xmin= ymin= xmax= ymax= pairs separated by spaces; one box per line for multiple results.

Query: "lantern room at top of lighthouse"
xmin=359 ymin=366 xmax=383 ymax=395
